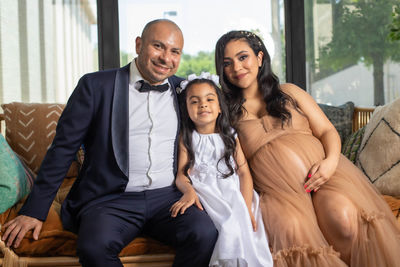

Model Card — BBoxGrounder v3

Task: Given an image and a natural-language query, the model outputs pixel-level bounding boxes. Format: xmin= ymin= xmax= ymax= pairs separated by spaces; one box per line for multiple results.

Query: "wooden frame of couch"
xmin=0 ymin=106 xmax=375 ymax=267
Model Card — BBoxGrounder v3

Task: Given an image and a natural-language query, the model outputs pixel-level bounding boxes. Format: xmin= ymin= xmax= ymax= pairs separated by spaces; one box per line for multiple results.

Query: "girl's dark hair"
xmin=179 ymin=78 xmax=236 ymax=178
xmin=215 ymin=30 xmax=296 ymax=126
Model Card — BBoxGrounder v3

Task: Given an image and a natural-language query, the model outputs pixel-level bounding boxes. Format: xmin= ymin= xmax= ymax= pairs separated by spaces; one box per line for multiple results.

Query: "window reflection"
xmin=305 ymin=0 xmax=400 ymax=107
xmin=0 ymin=0 xmax=98 ymax=105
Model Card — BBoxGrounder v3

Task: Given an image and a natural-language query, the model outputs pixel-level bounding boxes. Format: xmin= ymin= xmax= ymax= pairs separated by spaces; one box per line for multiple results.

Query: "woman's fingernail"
xmin=304 ymin=184 xmax=307 ymax=189
xmin=306 ymin=189 xmax=311 ymax=193
xmin=308 ymin=173 xmax=312 ymax=178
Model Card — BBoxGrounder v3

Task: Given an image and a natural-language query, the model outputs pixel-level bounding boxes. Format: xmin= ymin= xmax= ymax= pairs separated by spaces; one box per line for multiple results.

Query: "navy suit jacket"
xmin=19 ymin=63 xmax=184 ymax=233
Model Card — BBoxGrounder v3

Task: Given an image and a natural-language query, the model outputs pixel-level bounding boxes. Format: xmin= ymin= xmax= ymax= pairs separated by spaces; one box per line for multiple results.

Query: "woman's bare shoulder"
xmin=280 ymin=83 xmax=305 ymax=96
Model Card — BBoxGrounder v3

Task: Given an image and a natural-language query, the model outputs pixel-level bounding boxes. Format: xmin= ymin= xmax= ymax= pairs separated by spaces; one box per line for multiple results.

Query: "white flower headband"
xmin=176 ymin=72 xmax=220 ymax=94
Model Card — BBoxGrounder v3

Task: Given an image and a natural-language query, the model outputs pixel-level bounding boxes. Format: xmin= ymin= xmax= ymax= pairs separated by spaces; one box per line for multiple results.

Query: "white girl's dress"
xmin=189 ymin=130 xmax=273 ymax=267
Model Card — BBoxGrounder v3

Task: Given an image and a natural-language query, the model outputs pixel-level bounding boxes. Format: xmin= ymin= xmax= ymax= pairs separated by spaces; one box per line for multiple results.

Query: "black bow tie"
xmin=137 ymin=80 xmax=169 ymax=93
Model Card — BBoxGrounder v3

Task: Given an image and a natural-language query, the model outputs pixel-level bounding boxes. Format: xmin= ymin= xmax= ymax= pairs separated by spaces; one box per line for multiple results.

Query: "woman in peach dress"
xmin=215 ymin=30 xmax=400 ymax=267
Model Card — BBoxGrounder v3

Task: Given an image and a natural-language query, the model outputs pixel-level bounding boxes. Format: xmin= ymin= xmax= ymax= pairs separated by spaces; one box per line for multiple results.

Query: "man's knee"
xmin=77 ymin=235 xmax=122 ymax=265
xmin=192 ymin=218 xmax=218 ymax=246
xmin=184 ymin=208 xmax=218 ymax=247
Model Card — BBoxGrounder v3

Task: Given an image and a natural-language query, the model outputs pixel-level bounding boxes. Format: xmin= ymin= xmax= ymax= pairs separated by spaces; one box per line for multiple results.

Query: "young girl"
xmin=170 ymin=73 xmax=273 ymax=267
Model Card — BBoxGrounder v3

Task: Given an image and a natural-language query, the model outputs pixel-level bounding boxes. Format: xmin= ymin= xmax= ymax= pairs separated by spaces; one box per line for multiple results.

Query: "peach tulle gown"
xmin=236 ymin=105 xmax=400 ymax=267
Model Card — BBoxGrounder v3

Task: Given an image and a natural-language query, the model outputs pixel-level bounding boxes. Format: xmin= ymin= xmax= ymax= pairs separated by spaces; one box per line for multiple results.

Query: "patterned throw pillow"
xmin=357 ymin=97 xmax=400 ymax=196
xmin=342 ymin=126 xmax=366 ymax=163
xmin=1 ymin=102 xmax=79 ymax=177
xmin=318 ymin=101 xmax=355 ymax=143
xmin=0 ymin=134 xmax=34 ymax=213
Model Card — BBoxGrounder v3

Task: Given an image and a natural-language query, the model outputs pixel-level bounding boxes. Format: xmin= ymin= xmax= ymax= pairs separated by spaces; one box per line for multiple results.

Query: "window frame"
xmin=96 ymin=0 xmax=307 ymax=87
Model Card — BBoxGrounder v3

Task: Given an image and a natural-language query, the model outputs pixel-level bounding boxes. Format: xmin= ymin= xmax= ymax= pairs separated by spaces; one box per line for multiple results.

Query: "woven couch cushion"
xmin=1 ymin=102 xmax=79 ymax=177
xmin=0 ymin=134 xmax=34 ymax=213
xmin=357 ymin=97 xmax=400 ymax=196
xmin=318 ymin=101 xmax=355 ymax=143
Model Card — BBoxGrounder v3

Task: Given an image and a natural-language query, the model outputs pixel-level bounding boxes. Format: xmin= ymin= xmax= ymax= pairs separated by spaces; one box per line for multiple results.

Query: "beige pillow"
xmin=357 ymin=98 xmax=400 ymax=196
xmin=1 ymin=102 xmax=79 ymax=177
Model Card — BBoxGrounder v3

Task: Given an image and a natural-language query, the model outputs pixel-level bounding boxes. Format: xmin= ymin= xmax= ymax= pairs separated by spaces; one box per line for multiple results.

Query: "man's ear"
xmin=135 ymin=36 xmax=142 ymax=55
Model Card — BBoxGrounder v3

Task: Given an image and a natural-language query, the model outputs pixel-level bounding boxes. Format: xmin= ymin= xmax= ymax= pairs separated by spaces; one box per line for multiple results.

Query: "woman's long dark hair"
xmin=179 ymin=79 xmax=236 ymax=178
xmin=215 ymin=30 xmax=296 ymax=126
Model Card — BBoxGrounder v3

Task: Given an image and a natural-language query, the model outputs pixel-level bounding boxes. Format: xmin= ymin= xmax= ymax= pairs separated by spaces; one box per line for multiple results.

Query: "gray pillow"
xmin=318 ymin=101 xmax=355 ymax=143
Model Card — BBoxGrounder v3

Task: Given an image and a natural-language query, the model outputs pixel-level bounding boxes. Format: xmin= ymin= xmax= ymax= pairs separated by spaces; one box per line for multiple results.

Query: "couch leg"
xmin=0 ymin=238 xmax=27 ymax=267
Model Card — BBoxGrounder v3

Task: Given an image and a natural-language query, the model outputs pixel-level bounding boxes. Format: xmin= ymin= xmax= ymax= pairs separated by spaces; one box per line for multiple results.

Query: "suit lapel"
xmin=111 ymin=64 xmax=130 ymax=177
xmin=168 ymin=76 xmax=182 ymax=127
xmin=168 ymin=76 xmax=183 ymax=175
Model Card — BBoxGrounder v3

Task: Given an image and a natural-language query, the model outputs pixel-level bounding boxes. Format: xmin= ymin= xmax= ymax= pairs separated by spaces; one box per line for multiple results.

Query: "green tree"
xmin=176 ymin=51 xmax=216 ymax=77
xmin=319 ymin=0 xmax=400 ymax=105
xmin=389 ymin=4 xmax=400 ymax=41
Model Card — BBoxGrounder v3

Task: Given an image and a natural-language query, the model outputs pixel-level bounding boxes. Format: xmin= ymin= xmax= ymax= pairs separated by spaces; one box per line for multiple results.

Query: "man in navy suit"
xmin=2 ymin=19 xmax=218 ymax=267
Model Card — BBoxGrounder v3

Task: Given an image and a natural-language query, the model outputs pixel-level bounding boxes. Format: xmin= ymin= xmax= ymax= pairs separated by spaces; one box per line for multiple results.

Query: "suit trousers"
xmin=76 ymin=185 xmax=218 ymax=267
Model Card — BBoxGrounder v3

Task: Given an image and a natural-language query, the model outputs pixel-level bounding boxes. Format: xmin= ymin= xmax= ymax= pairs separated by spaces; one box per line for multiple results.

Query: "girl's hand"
xmin=170 ymin=189 xmax=203 ymax=217
xmin=248 ymin=209 xmax=257 ymax=232
xmin=304 ymin=158 xmax=338 ymax=193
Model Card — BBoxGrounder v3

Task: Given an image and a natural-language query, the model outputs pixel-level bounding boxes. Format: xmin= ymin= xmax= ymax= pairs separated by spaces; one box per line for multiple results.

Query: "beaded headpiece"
xmin=176 ymin=72 xmax=220 ymax=94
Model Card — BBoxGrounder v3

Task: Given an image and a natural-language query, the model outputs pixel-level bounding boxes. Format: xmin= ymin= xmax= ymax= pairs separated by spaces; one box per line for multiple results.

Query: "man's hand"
xmin=1 ymin=215 xmax=43 ymax=248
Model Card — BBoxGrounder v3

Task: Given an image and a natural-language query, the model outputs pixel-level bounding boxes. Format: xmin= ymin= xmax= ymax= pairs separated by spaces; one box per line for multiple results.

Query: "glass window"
xmin=305 ymin=0 xmax=400 ymax=107
xmin=118 ymin=0 xmax=286 ymax=81
xmin=0 ymin=0 xmax=98 ymax=106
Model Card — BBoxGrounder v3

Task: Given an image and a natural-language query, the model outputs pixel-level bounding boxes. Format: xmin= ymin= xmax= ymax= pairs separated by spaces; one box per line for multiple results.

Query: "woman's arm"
xmin=235 ymin=138 xmax=257 ymax=231
xmin=170 ymin=139 xmax=203 ymax=217
xmin=282 ymin=83 xmax=341 ymax=192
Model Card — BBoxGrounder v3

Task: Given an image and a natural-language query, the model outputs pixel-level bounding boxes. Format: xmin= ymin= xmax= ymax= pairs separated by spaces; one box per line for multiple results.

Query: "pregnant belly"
xmin=248 ymin=133 xmax=325 ymax=192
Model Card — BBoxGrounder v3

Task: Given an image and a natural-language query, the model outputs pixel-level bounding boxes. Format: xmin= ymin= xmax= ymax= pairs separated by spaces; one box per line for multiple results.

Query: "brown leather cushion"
xmin=0 ymin=179 xmax=174 ymax=257
xmin=1 ymin=102 xmax=79 ymax=177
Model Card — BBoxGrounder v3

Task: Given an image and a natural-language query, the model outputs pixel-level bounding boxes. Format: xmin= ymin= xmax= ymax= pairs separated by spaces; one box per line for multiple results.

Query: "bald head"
xmin=135 ymin=19 xmax=184 ymax=85
xmin=141 ymin=19 xmax=183 ymax=43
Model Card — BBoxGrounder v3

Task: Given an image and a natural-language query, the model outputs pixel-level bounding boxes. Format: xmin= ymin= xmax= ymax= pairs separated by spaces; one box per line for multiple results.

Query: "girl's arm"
xmin=170 ymin=139 xmax=203 ymax=217
xmin=235 ymin=138 xmax=257 ymax=231
xmin=281 ymin=83 xmax=341 ymax=192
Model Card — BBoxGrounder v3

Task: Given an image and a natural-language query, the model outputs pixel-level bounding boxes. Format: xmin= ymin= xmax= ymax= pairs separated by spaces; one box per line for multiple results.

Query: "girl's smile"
xmin=186 ymin=83 xmax=221 ymax=134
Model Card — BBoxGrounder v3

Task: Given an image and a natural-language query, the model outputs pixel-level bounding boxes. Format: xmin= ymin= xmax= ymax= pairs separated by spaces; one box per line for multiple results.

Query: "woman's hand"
xmin=281 ymin=84 xmax=341 ymax=194
xmin=170 ymin=188 xmax=203 ymax=217
xmin=304 ymin=157 xmax=338 ymax=193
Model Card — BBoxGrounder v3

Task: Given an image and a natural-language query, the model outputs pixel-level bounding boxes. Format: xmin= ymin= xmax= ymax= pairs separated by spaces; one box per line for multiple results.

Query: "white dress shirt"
xmin=125 ymin=60 xmax=178 ymax=192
